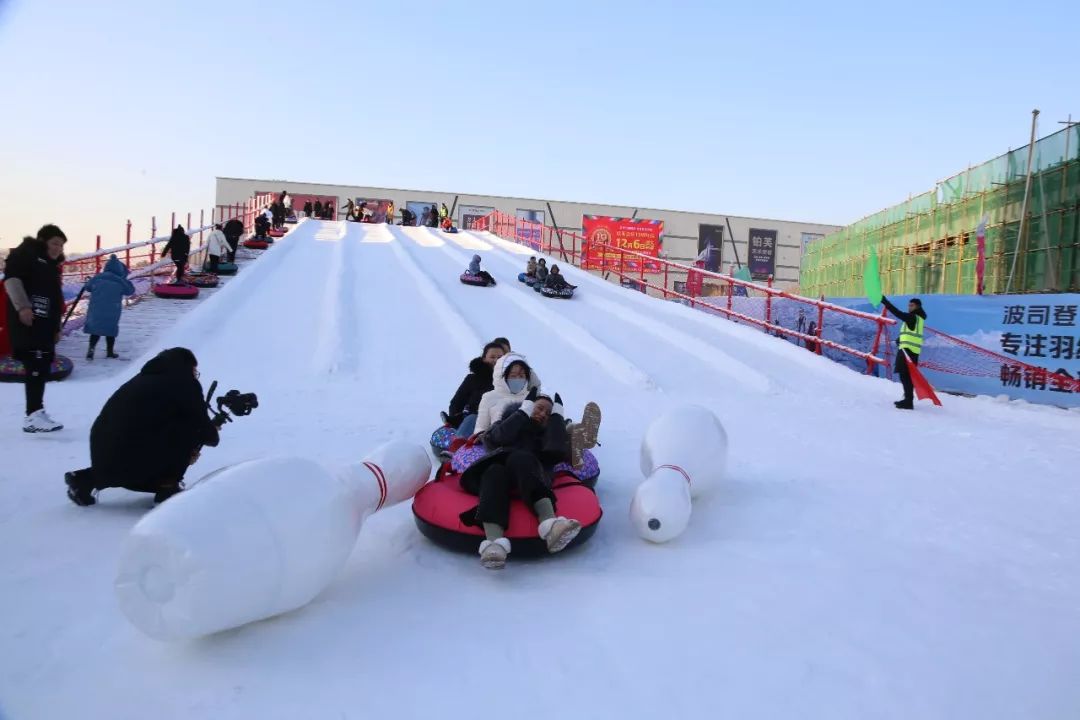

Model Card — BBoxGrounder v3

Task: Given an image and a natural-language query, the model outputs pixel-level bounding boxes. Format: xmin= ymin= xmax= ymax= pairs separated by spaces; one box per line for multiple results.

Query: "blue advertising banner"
xmin=826 ymin=293 xmax=1080 ymax=408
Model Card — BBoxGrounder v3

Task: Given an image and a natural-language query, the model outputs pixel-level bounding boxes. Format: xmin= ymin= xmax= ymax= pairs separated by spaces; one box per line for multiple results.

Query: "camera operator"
xmin=65 ymin=347 xmax=220 ymax=506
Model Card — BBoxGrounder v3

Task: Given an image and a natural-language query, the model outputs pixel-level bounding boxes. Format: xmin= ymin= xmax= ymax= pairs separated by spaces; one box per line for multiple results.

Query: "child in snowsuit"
xmin=467 ymin=255 xmax=496 ymax=285
xmin=526 ymin=257 xmax=537 ymax=277
xmin=84 ymin=254 xmax=135 ymax=360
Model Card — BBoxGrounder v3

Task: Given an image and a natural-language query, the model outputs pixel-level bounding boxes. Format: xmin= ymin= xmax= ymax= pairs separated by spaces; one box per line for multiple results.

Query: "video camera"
xmin=204 ymin=381 xmax=259 ymax=429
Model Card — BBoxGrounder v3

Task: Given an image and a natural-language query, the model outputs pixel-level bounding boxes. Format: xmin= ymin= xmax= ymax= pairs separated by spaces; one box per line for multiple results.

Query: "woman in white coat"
xmin=205 ymin=225 xmax=230 ymax=273
xmin=473 ymin=353 xmax=541 ymax=435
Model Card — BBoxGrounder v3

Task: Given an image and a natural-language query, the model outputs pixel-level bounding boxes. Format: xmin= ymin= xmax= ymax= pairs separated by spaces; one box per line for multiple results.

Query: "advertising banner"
xmin=516 ymin=209 xmax=545 ymax=245
xmin=460 ymin=205 xmax=494 ymax=230
xmin=352 ymin=198 xmax=391 ymax=223
xmin=582 ymin=216 xmax=663 ymax=272
xmin=698 ymin=224 xmax=724 ymax=272
xmin=825 ymin=293 xmax=1080 ymax=408
xmin=748 ymin=228 xmax=777 ymax=279
xmin=406 ymin=201 xmax=439 ymax=227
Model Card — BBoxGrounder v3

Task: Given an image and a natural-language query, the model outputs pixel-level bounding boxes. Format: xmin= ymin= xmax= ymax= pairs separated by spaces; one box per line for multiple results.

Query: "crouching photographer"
xmin=64 ymin=347 xmax=257 ymax=507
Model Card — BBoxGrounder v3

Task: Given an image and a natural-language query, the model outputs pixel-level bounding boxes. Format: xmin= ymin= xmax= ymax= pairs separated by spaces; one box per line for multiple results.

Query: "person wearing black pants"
xmin=223 ymin=218 xmax=244 ymax=262
xmin=161 ymin=225 xmax=190 ymax=284
xmin=3 ymin=225 xmax=68 ymax=432
xmin=458 ymin=388 xmax=587 ymax=569
xmin=882 ymin=295 xmax=927 ymax=410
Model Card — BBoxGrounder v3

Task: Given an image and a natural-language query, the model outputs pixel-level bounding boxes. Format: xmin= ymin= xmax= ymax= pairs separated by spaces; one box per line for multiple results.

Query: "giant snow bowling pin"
xmin=631 ymin=405 xmax=727 ymax=543
xmin=114 ymin=441 xmax=431 ymax=641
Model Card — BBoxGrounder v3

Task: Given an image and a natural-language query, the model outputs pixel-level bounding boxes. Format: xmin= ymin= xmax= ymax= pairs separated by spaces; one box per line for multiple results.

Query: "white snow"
xmin=2 ymin=220 xmax=1080 ymax=720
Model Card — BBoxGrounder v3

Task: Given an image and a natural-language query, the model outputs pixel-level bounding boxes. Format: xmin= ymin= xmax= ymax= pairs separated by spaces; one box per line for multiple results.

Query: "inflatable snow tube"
xmin=533 ymin=282 xmax=543 ymax=293
xmin=153 ymin=282 xmax=199 ymax=299
xmin=0 ymin=354 xmax=74 ymax=383
xmin=517 ymin=273 xmax=539 ymax=286
xmin=412 ymin=464 xmax=602 ymax=556
xmin=430 ymin=425 xmax=456 ymax=453
xmin=215 ymin=262 xmax=238 ymax=276
xmin=460 ymin=273 xmax=492 ymax=287
xmin=285 ymin=215 xmax=298 ymax=224
xmin=540 ymin=285 xmax=576 ymax=299
xmin=450 ymin=443 xmax=599 ymax=488
xmin=268 ymin=228 xmax=286 ymax=238
xmin=243 ymin=239 xmax=270 ymax=250
xmin=187 ymin=272 xmax=220 ymax=288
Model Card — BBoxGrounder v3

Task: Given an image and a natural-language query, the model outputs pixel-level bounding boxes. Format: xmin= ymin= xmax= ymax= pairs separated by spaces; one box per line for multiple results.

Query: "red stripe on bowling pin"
xmin=657 ymin=464 xmax=691 ymax=485
xmin=363 ymin=462 xmax=388 ymax=510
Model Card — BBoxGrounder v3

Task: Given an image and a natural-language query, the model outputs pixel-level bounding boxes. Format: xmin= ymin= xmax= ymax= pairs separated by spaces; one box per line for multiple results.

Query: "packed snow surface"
xmin=2 ymin=220 xmax=1079 ymax=719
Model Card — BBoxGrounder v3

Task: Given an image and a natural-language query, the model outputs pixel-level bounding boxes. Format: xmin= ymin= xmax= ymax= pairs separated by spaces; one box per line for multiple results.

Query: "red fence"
xmin=473 ymin=210 xmax=895 ymax=370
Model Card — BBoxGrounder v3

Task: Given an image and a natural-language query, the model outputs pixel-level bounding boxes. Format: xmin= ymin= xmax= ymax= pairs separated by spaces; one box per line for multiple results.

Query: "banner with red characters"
xmin=582 ymin=216 xmax=663 ymax=272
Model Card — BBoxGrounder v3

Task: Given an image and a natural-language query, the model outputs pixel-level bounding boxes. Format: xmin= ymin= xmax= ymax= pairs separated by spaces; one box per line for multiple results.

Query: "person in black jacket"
xmin=223 ymin=217 xmax=244 ymax=262
xmin=458 ymin=388 xmax=583 ymax=569
xmin=445 ymin=341 xmax=506 ymax=437
xmin=160 ymin=225 xmax=190 ymax=283
xmin=314 ymin=200 xmax=323 ymax=220
xmin=303 ymin=200 xmax=313 ymax=218
xmin=881 ymin=295 xmax=928 ymax=410
xmin=64 ymin=347 xmax=220 ymax=506
xmin=3 ymin=225 xmax=68 ymax=432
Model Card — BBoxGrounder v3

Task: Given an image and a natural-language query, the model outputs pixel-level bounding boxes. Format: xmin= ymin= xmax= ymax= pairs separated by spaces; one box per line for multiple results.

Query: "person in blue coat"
xmin=83 ymin=254 xmax=135 ymax=360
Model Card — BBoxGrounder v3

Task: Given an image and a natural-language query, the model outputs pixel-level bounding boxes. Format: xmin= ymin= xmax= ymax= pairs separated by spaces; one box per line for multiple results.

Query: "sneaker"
xmin=538 ymin=517 xmax=582 ymax=554
xmin=23 ymin=410 xmax=62 ymax=433
xmin=106 ymin=352 xmax=120 ymax=359
xmin=65 ymin=470 xmax=97 ymax=506
xmin=479 ymin=538 xmax=511 ymax=569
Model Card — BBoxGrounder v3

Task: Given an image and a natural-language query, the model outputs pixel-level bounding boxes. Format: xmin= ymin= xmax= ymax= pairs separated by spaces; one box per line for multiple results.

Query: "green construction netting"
xmin=801 ymin=124 xmax=1080 ymax=296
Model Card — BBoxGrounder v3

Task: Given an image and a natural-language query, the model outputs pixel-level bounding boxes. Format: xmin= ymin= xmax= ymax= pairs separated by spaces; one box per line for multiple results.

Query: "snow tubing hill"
xmin=153 ymin=283 xmax=199 ymax=299
xmin=540 ymin=285 xmax=575 ymax=299
xmin=412 ymin=464 xmax=602 ymax=556
xmin=187 ymin=272 xmax=220 ymax=288
xmin=460 ymin=273 xmax=492 ymax=287
xmin=244 ymin=239 xmax=270 ymax=250
xmin=0 ymin=354 xmax=74 ymax=383
xmin=215 ymin=262 xmax=238 ymax=276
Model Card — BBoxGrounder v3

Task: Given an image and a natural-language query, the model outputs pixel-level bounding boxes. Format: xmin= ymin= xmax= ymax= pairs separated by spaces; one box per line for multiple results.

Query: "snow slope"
xmin=2 ymin=220 xmax=1080 ymax=720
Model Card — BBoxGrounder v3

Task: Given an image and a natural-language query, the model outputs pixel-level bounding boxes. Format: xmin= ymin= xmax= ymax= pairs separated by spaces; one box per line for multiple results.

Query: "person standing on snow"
xmin=160 ymin=225 xmax=191 ymax=284
xmin=223 ymin=217 xmax=244 ymax=262
xmin=314 ymin=200 xmax=323 ymax=220
xmin=303 ymin=199 xmax=313 ymax=218
xmin=3 ymin=225 xmax=67 ymax=432
xmin=881 ymin=296 xmax=927 ymax=410
xmin=83 ymin=254 xmax=135 ymax=360
xmin=386 ymin=200 xmax=395 ymax=224
xmin=205 ymin=224 xmax=229 ymax=273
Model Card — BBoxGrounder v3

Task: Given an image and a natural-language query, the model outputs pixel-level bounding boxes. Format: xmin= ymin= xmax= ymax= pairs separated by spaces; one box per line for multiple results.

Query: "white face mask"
xmin=506 ymin=377 xmax=527 ymax=394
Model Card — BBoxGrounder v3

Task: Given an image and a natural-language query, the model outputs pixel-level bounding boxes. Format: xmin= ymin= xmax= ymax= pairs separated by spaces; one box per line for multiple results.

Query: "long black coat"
xmin=460 ymin=403 xmax=569 ymax=493
xmin=90 ymin=348 xmax=219 ymax=490
xmin=447 ymin=357 xmax=494 ymax=427
xmin=161 ymin=227 xmax=190 ymax=262
xmin=3 ymin=238 xmax=63 ymax=353
xmin=223 ymin=218 xmax=244 ymax=248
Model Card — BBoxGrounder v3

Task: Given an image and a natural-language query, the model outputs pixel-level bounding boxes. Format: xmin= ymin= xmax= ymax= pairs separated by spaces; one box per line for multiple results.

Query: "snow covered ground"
xmin=2 ymin=220 xmax=1079 ymax=720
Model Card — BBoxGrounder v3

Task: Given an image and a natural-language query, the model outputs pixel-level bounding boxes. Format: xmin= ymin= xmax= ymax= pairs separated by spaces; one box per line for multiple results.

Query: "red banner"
xmin=582 ymin=216 xmax=663 ymax=271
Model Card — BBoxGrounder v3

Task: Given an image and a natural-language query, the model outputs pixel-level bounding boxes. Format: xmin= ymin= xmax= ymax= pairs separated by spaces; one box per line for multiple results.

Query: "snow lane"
xmin=416 ymin=228 xmax=657 ymax=391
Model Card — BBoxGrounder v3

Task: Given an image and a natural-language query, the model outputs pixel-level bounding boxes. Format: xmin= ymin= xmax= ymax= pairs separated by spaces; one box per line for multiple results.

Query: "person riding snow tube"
xmin=518 ymin=273 xmax=538 ymax=286
xmin=461 ymin=255 xmax=496 ymax=287
xmin=540 ymin=265 xmax=576 ymax=298
xmin=0 ymin=354 xmax=74 ymax=383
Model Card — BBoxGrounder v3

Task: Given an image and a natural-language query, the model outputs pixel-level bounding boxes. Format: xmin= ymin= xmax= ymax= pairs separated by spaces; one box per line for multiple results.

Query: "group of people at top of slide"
xmin=443 ymin=336 xmax=602 ymax=568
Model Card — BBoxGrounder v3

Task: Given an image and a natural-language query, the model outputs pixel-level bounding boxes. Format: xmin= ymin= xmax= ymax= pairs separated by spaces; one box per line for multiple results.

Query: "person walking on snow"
xmin=881 ymin=295 xmax=927 ymax=410
xmin=83 ymin=254 xmax=135 ymax=360
xmin=3 ymin=225 xmax=67 ymax=432
xmin=160 ymin=225 xmax=191 ymax=284
xmin=204 ymin=224 xmax=229 ymax=273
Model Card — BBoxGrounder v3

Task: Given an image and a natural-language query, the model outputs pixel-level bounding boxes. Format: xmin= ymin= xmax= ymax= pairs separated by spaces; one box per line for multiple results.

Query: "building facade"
xmin=216 ymin=177 xmax=840 ymax=289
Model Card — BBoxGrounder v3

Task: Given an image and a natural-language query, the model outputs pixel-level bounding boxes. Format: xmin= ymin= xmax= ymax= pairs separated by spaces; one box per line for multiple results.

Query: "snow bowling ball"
xmin=412 ymin=463 xmax=602 ymax=557
xmin=0 ymin=354 xmax=74 ymax=382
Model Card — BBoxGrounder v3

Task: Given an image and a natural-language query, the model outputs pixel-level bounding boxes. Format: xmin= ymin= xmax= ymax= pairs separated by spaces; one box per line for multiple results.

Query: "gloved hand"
xmin=519 ymin=386 xmax=539 ymax=416
xmin=552 ymin=393 xmax=565 ymax=417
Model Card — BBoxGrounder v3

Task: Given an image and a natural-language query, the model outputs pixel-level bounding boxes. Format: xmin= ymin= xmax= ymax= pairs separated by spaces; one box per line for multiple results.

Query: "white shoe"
xmin=479 ymin=538 xmax=511 ymax=569
xmin=23 ymin=410 xmax=62 ymax=433
xmin=538 ymin=517 xmax=582 ymax=553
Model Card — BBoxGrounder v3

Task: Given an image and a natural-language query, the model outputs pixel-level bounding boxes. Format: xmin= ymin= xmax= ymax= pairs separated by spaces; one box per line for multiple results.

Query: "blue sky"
xmin=1 ymin=0 xmax=1076 ymax=251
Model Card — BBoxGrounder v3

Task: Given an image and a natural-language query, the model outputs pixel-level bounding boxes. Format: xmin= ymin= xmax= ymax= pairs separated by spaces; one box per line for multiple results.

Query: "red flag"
xmin=904 ymin=353 xmax=942 ymax=406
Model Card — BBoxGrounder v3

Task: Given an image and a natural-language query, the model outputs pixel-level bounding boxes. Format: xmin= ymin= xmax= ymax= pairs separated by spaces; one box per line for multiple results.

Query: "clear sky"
xmin=1 ymin=0 xmax=1076 ymax=252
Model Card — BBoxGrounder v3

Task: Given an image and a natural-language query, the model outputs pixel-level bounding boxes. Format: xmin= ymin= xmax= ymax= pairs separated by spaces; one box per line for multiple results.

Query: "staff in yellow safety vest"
xmin=881 ymin=296 xmax=927 ymax=410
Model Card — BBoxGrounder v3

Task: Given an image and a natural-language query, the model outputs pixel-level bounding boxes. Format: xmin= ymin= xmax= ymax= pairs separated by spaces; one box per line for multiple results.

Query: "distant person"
xmin=386 ymin=201 xmax=395 ymax=224
xmin=314 ymin=200 xmax=323 ymax=219
xmin=544 ymin=265 xmax=574 ymax=292
xmin=3 ymin=225 xmax=67 ymax=432
xmin=223 ymin=217 xmax=244 ymax=262
xmin=400 ymin=208 xmax=416 ymax=226
xmin=205 ymin=224 xmax=229 ymax=273
xmin=283 ymin=191 xmax=292 ymax=217
xmin=345 ymin=199 xmax=356 ymax=221
xmin=526 ymin=257 xmax=537 ymax=277
xmin=83 ymin=254 xmax=135 ymax=360
xmin=161 ymin=224 xmax=191 ymax=284
xmin=467 ymin=255 xmax=497 ymax=285
xmin=881 ymin=296 xmax=927 ymax=410
xmin=535 ymin=258 xmax=548 ymax=282
xmin=303 ymin=200 xmax=313 ymax=218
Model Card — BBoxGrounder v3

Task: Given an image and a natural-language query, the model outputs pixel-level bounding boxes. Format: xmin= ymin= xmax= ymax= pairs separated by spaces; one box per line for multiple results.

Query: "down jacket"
xmin=447 ymin=356 xmax=494 ymax=428
xmin=474 ymin=352 xmax=542 ymax=434
xmin=83 ymin=255 xmax=135 ymax=338
xmin=206 ymin=229 xmax=230 ymax=258
xmin=2 ymin=237 xmax=64 ymax=352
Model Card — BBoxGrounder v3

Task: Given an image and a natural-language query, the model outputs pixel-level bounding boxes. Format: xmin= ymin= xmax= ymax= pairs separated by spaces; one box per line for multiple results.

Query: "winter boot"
xmin=894 ymin=399 xmax=914 ymax=410
xmin=479 ymin=538 xmax=511 ymax=569
xmin=64 ymin=470 xmax=97 ymax=507
xmin=538 ymin=517 xmax=582 ymax=554
xmin=567 ymin=402 xmax=601 ymax=469
xmin=86 ymin=348 xmax=94 ymax=361
xmin=153 ymin=481 xmax=185 ymax=504
xmin=107 ymin=352 xmax=120 ymax=359
xmin=23 ymin=410 xmax=63 ymax=433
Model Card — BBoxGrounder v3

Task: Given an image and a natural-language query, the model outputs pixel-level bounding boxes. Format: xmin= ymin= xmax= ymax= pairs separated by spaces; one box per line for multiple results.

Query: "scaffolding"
xmin=800 ymin=120 xmax=1080 ymax=297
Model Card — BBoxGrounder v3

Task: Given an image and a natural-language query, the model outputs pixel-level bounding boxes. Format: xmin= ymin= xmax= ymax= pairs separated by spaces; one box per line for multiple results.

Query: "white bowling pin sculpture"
xmin=631 ymin=405 xmax=727 ymax=543
xmin=115 ymin=440 xmax=431 ymax=641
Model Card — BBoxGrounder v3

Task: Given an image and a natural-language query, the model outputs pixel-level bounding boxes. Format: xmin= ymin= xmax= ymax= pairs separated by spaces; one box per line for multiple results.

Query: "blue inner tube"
xmin=215 ymin=262 xmax=239 ymax=275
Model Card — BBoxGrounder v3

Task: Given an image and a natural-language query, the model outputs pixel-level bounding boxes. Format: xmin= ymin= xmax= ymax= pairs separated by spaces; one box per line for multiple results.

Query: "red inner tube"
xmin=412 ymin=464 xmax=602 ymax=556
xmin=153 ymin=283 xmax=199 ymax=299
xmin=244 ymin=240 xmax=270 ymax=249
